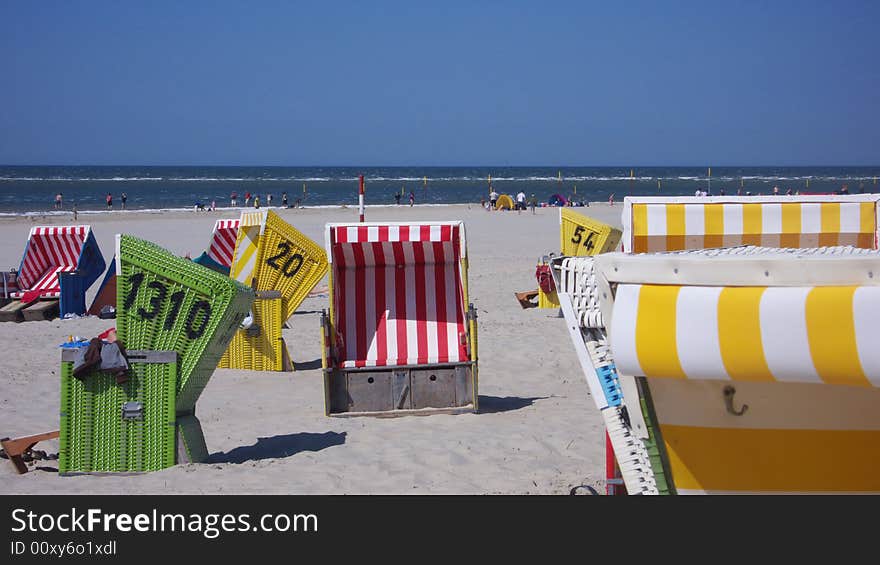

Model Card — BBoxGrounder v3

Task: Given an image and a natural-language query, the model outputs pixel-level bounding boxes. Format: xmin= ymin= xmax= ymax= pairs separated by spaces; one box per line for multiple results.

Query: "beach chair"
xmin=217 ymin=210 xmax=328 ymax=371
xmin=0 ymin=225 xmax=105 ymax=322
xmin=322 ymin=221 xmax=478 ymax=416
xmin=553 ymin=193 xmax=880 ymax=494
xmin=517 ymin=209 xmax=621 ymax=310
xmin=495 ymin=194 xmax=514 ymax=210
xmin=58 ymin=235 xmax=254 ymax=473
xmin=193 ymin=218 xmax=240 ymax=275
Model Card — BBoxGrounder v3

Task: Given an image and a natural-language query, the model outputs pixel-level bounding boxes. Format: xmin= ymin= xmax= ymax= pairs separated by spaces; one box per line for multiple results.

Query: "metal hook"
xmin=723 ymin=385 xmax=748 ymax=416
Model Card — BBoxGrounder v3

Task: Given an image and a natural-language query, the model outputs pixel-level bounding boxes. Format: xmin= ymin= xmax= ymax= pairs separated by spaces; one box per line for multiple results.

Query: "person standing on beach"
xmin=254 ymin=194 xmax=260 ymax=209
xmin=489 ymin=188 xmax=498 ymax=211
xmin=395 ymin=192 xmax=401 ymax=205
xmin=529 ymin=194 xmax=537 ymax=214
xmin=516 ymin=190 xmax=526 ymax=214
xmin=230 ymin=191 xmax=238 ymax=206
xmin=245 ymin=191 xmax=251 ymax=206
xmin=73 ymin=204 xmax=78 ymax=221
xmin=609 ymin=193 xmax=615 ymax=206
xmin=54 ymin=193 xmax=63 ymax=210
xmin=267 ymin=193 xmax=273 ymax=207
xmin=121 ymin=192 xmax=127 ymax=210
xmin=106 ymin=193 xmax=113 ymax=209
xmin=409 ymin=191 xmax=415 ymax=207
xmin=282 ymin=191 xmax=288 ymax=208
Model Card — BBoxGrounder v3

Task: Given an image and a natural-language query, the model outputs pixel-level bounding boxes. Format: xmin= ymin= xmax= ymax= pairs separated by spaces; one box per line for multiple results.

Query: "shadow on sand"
xmin=477 ymin=395 xmax=548 ymax=414
xmin=293 ymin=358 xmax=323 ymax=371
xmin=208 ymin=431 xmax=347 ymax=464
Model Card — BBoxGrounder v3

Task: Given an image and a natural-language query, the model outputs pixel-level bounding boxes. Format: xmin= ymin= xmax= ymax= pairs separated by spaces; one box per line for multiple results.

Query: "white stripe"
xmin=402 ymin=245 xmax=418 ymax=362
xmin=839 ymin=202 xmax=861 ymax=233
xmin=367 ymin=226 xmax=379 ymax=242
xmin=684 ymin=204 xmax=704 ymax=235
xmin=363 ymin=243 xmax=378 ymax=364
xmin=424 ymin=243 xmax=439 ymax=363
xmin=383 ymin=244 xmax=397 ymax=364
xmin=675 ymin=286 xmax=727 ymax=380
xmin=609 ymin=284 xmax=643 ymax=377
xmin=853 ymin=287 xmax=880 ymax=387
xmin=646 ymin=206 xmax=666 ymax=236
xmin=762 ymin=203 xmax=783 ymax=234
xmin=389 ymin=225 xmax=400 ymax=242
xmin=760 ymin=287 xmax=822 ymax=383
xmin=430 ymin=225 xmax=441 ymax=241
xmin=346 ymin=226 xmax=358 ymax=243
xmin=722 ymin=203 xmax=743 ymax=235
xmin=801 ymin=203 xmax=822 ymax=234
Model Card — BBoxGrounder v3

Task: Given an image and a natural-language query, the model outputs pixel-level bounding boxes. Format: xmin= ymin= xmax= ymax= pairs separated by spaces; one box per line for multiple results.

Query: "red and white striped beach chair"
xmin=322 ymin=222 xmax=479 ymax=415
xmin=206 ymin=219 xmax=240 ymax=269
xmin=0 ymin=225 xmax=105 ymax=321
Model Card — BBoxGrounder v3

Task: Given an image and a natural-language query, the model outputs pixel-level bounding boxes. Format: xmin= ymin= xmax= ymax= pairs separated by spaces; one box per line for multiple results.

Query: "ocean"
xmin=0 ymin=165 xmax=878 ymax=214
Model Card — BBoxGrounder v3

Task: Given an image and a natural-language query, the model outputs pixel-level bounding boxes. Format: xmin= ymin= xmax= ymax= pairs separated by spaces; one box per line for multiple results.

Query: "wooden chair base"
xmin=1 ymin=431 xmax=60 ymax=474
xmin=515 ymin=290 xmax=539 ymax=309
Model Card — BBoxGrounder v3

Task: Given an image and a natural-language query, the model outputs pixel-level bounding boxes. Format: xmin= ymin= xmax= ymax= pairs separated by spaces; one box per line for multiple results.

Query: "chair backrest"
xmin=229 ymin=210 xmax=327 ymax=320
xmin=18 ymin=226 xmax=93 ymax=289
xmin=622 ymin=195 xmax=880 ymax=253
xmin=325 ymin=222 xmax=469 ymax=368
xmin=206 ymin=219 xmax=240 ymax=268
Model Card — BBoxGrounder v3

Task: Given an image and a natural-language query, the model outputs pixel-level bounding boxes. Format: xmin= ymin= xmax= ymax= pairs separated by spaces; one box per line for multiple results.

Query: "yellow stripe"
xmin=633 ymin=204 xmax=648 ymax=237
xmin=704 ymin=204 xmax=724 ymax=235
xmin=780 ymin=202 xmax=802 ymax=247
xmin=635 ymin=285 xmax=685 ymax=378
xmin=781 ymin=202 xmax=801 ymax=234
xmin=742 ymin=203 xmax=762 ymax=234
xmin=820 ymin=202 xmax=840 ymax=234
xmin=819 ymin=202 xmax=841 ymax=246
xmin=666 ymin=204 xmax=685 ymax=236
xmin=805 ymin=286 xmax=869 ymax=386
xmin=717 ymin=287 xmax=774 ymax=381
xmin=860 ymin=201 xmax=875 ymax=234
xmin=663 ymin=425 xmax=880 ymax=492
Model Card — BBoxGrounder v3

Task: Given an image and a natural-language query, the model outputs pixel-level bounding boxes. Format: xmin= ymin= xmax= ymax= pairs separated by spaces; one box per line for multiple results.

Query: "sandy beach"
xmin=0 ymin=202 xmax=623 ymax=494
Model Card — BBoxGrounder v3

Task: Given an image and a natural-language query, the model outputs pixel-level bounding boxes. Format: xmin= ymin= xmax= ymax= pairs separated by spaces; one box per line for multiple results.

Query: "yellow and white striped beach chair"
xmin=554 ymin=194 xmax=880 ymax=495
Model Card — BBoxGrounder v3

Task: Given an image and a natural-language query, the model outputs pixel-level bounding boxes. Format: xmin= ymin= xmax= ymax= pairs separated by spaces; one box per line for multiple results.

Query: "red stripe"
xmin=352 ymin=243 xmax=367 ymax=363
xmin=440 ymin=224 xmax=451 ymax=242
xmin=372 ymin=242 xmax=387 ymax=367
xmin=378 ymin=225 xmax=389 ymax=243
xmin=433 ymin=241 xmax=449 ymax=363
xmin=334 ymin=243 xmax=347 ymax=367
xmin=420 ymin=225 xmax=430 ymax=241
xmin=413 ymin=242 xmax=428 ymax=364
xmin=357 ymin=225 xmax=368 ymax=242
xmin=399 ymin=225 xmax=409 ymax=242
xmin=392 ymin=242 xmax=408 ymax=365
xmin=335 ymin=227 xmax=347 ymax=243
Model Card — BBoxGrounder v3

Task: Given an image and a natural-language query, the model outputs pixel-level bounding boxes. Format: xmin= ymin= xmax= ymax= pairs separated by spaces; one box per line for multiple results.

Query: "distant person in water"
xmin=395 ymin=193 xmax=401 ymax=205
xmin=244 ymin=192 xmax=251 ymax=206
xmin=839 ymin=184 xmax=850 ymax=195
xmin=409 ymin=191 xmax=414 ymax=207
xmin=719 ymin=188 xmax=726 ymax=196
xmin=609 ymin=193 xmax=615 ymax=206
xmin=772 ymin=186 xmax=780 ymax=196
xmin=121 ymin=192 xmax=127 ymax=210
xmin=106 ymin=193 xmax=113 ymax=209
xmin=786 ymin=188 xmax=793 ymax=195
xmin=230 ymin=191 xmax=238 ymax=206
xmin=54 ymin=193 xmax=63 ymax=210
xmin=267 ymin=193 xmax=273 ymax=207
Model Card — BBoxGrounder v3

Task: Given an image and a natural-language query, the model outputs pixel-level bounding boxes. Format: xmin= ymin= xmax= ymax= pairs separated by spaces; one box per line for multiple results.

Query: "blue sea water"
xmin=0 ymin=166 xmax=878 ymax=214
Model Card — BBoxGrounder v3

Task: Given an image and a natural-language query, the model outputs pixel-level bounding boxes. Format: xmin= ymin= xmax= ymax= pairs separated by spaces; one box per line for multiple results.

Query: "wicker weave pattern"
xmin=59 ymin=359 xmax=177 ymax=473
xmin=115 ymin=235 xmax=254 ymax=409
xmin=218 ymin=296 xmax=284 ymax=371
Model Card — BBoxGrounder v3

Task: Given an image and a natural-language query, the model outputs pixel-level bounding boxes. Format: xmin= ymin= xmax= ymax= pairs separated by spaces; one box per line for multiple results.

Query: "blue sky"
xmin=1 ymin=1 xmax=877 ymax=166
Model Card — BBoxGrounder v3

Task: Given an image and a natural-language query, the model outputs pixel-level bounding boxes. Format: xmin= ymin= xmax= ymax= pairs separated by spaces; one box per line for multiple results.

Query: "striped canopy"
xmin=14 ymin=226 xmax=95 ymax=301
xmin=206 ymin=219 xmax=240 ymax=268
xmin=610 ymin=283 xmax=880 ymax=387
xmin=623 ymin=195 xmax=879 ymax=254
xmin=326 ymin=222 xmax=469 ymax=368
